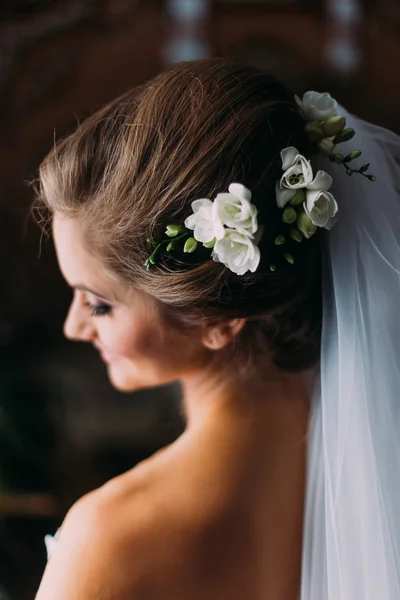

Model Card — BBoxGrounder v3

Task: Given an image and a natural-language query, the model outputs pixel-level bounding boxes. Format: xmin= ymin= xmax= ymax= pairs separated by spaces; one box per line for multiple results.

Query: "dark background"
xmin=0 ymin=1 xmax=398 ymax=598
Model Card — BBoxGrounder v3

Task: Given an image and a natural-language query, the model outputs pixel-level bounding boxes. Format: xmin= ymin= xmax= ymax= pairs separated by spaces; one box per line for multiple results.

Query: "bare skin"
xmin=35 ymin=216 xmax=313 ymax=600
xmin=106 ymin=369 xmax=311 ymax=600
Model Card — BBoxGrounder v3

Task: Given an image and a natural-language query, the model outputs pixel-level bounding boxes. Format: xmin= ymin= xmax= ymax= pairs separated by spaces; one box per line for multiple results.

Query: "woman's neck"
xmin=180 ymin=360 xmax=316 ymax=434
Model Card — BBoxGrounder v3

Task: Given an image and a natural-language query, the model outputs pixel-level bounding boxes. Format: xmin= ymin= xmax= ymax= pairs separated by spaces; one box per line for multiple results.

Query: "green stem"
xmin=342 ymin=164 xmax=375 ymax=180
xmin=146 ymin=230 xmax=191 ymax=269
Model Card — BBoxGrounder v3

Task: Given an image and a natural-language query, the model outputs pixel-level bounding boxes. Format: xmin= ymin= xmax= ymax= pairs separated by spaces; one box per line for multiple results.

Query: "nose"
xmin=63 ymin=292 xmax=96 ymax=342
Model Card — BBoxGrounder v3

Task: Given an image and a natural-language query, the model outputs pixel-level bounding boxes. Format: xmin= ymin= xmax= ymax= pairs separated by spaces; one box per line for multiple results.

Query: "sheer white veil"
xmin=301 ymin=110 xmax=400 ymax=599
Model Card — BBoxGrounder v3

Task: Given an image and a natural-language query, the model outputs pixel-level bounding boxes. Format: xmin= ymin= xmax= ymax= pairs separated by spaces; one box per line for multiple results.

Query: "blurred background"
xmin=0 ymin=0 xmax=399 ymax=598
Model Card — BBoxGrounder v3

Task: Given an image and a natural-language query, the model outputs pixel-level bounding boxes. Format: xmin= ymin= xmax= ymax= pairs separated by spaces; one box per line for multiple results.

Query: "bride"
xmin=34 ymin=58 xmax=400 ymax=600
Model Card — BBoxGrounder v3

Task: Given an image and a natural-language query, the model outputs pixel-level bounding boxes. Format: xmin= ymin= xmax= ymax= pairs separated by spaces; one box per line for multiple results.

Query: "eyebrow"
xmin=73 ymin=284 xmax=116 ymax=303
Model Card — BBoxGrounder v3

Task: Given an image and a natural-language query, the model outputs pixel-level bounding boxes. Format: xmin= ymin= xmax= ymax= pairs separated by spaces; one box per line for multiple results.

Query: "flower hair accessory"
xmin=296 ymin=91 xmax=376 ymax=181
xmin=145 ymin=90 xmax=375 ymax=275
xmin=145 ymin=183 xmax=261 ymax=276
xmin=271 ymin=147 xmax=338 ymax=270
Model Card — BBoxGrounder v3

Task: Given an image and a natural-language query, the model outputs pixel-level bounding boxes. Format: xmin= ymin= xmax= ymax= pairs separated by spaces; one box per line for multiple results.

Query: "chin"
xmin=108 ymin=370 xmax=145 ymax=392
xmin=107 ymin=362 xmax=179 ymax=393
xmin=106 ymin=364 xmax=158 ymax=393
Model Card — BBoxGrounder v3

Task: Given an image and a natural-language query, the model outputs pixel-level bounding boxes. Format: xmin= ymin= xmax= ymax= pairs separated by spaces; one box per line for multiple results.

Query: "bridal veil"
xmin=301 ymin=110 xmax=400 ymax=599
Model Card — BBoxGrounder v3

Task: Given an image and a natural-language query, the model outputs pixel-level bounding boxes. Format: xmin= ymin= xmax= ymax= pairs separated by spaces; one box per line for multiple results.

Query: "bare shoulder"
xmin=35 ymin=477 xmax=156 ymax=600
xmin=35 ymin=446 xmax=235 ymax=600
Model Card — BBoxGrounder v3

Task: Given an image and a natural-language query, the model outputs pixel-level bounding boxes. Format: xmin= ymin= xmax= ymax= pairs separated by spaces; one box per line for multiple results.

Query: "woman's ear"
xmin=202 ymin=318 xmax=247 ymax=350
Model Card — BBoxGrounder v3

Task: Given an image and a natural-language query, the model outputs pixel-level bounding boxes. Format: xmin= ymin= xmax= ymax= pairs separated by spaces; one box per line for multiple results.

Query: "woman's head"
xmin=40 ymin=58 xmax=322 ymax=391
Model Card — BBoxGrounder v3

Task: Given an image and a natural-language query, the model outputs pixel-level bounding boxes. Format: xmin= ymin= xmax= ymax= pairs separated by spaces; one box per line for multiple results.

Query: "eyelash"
xmin=84 ymin=302 xmax=112 ymax=317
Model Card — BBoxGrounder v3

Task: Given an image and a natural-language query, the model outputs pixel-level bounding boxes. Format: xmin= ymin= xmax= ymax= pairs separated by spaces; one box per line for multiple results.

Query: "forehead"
xmin=52 ymin=216 xmax=116 ymax=293
xmin=52 ymin=216 xmax=151 ymax=308
xmin=53 ymin=216 xmax=97 ymax=276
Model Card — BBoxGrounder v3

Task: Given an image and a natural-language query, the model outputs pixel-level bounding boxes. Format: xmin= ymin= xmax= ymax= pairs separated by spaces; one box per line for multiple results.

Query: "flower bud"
xmin=269 ymin=264 xmax=276 ymax=272
xmin=290 ymin=228 xmax=303 ymax=243
xmin=333 ymin=127 xmax=355 ymax=144
xmin=274 ymin=235 xmax=285 ymax=245
xmin=318 ymin=139 xmax=335 ymax=156
xmin=166 ymin=242 xmax=174 ymax=252
xmin=360 ymin=161 xmax=370 ymax=173
xmin=203 ymin=238 xmax=216 ymax=249
xmin=367 ymin=174 xmax=377 ymax=181
xmin=282 ymin=207 xmax=297 ymax=224
xmin=346 ymin=149 xmax=362 ymax=161
xmin=183 ymin=237 xmax=198 ymax=253
xmin=283 ymin=253 xmax=294 ymax=265
xmin=321 ymin=115 xmax=346 ymax=137
xmin=166 ymin=224 xmax=182 ymax=237
xmin=297 ymin=207 xmax=318 ymax=239
xmin=289 ymin=189 xmax=305 ymax=206
xmin=305 ymin=121 xmax=323 ymax=141
xmin=329 ymin=153 xmax=344 ymax=164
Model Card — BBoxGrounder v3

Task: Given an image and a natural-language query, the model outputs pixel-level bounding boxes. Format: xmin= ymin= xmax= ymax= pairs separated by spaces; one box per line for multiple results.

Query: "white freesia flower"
xmin=276 ymin=147 xmax=314 ymax=208
xmin=295 ymin=91 xmax=338 ymax=121
xmin=304 ymin=168 xmax=337 ymax=228
xmin=184 ymin=198 xmax=215 ymax=243
xmin=212 ymin=229 xmax=260 ymax=276
xmin=212 ymin=183 xmax=258 ymax=239
xmin=305 ymin=189 xmax=338 ymax=229
xmin=308 ymin=169 xmax=333 ymax=193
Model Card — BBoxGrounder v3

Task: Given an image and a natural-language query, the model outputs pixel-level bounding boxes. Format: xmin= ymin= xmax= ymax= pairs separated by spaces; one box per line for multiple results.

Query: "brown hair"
xmin=38 ymin=58 xmax=322 ymax=372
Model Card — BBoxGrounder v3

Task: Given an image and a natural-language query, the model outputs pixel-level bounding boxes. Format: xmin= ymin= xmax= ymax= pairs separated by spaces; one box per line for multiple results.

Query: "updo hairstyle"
xmin=38 ymin=58 xmax=322 ymax=372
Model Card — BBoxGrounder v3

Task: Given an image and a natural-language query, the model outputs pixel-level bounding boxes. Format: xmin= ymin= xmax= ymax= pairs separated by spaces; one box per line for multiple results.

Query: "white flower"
xmin=184 ymin=198 xmax=215 ymax=243
xmin=304 ymin=170 xmax=338 ymax=229
xmin=304 ymin=190 xmax=338 ymax=229
xmin=308 ymin=169 xmax=333 ymax=193
xmin=212 ymin=183 xmax=258 ymax=239
xmin=212 ymin=229 xmax=260 ymax=276
xmin=276 ymin=147 xmax=314 ymax=208
xmin=295 ymin=91 xmax=338 ymax=122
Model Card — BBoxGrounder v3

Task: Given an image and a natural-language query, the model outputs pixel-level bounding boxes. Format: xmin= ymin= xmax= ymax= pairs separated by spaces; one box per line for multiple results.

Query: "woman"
xmin=35 ymin=59 xmax=400 ymax=599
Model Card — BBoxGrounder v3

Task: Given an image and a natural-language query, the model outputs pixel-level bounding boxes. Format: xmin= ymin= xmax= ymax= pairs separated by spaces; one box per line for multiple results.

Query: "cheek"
xmin=99 ymin=318 xmax=160 ymax=361
xmin=102 ymin=315 xmax=205 ymax=376
xmin=118 ymin=324 xmax=164 ymax=361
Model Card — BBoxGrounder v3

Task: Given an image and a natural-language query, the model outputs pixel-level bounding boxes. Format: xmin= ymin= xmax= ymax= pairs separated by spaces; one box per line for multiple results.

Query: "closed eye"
xmin=84 ymin=302 xmax=112 ymax=317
